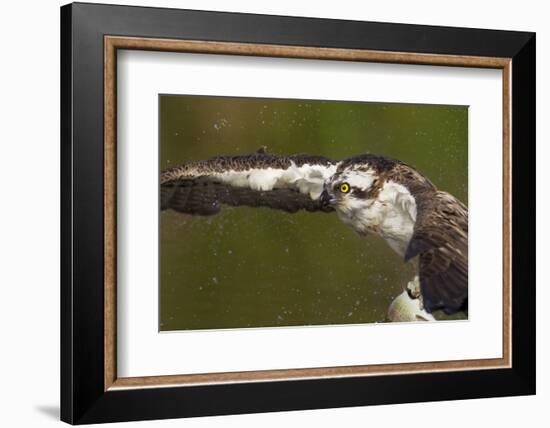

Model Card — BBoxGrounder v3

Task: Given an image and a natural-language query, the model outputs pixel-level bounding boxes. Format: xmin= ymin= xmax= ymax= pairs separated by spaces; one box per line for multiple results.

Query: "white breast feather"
xmin=375 ymin=181 xmax=417 ymax=256
xmin=336 ymin=179 xmax=417 ymax=257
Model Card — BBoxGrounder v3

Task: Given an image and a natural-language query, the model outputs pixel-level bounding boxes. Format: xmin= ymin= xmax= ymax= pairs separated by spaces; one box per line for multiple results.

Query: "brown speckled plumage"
xmin=161 ymin=153 xmax=336 ymax=215
xmin=405 ymin=191 xmax=468 ymax=314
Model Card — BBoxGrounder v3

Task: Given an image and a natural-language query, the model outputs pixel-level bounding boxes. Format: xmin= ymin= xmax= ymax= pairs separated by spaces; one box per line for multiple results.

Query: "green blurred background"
xmin=159 ymin=95 xmax=468 ymax=331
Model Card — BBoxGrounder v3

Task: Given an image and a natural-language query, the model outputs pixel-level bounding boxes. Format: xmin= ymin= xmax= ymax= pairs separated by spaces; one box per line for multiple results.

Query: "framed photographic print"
xmin=60 ymin=2 xmax=535 ymax=424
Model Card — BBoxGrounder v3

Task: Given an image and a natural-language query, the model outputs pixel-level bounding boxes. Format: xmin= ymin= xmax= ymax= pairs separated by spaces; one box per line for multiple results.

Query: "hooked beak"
xmin=320 ymin=190 xmax=332 ymax=208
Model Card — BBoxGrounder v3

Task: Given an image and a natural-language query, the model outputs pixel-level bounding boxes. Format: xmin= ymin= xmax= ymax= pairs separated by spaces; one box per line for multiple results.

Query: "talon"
xmin=406 ymin=275 xmax=421 ymax=298
xmin=405 ymin=276 xmax=426 ymax=310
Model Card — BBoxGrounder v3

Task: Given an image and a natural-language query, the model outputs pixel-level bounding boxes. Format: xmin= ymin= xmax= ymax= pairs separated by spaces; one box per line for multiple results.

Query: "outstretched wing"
xmin=161 ymin=153 xmax=337 ymax=216
xmin=405 ymin=191 xmax=468 ymax=314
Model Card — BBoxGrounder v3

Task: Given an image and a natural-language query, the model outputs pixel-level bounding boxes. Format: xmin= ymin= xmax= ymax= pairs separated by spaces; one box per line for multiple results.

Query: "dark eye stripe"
xmin=352 ymin=188 xmax=368 ymax=198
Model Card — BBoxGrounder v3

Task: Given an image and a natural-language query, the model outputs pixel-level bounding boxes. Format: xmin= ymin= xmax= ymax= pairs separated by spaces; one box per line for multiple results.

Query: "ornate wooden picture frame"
xmin=61 ymin=2 xmax=535 ymax=424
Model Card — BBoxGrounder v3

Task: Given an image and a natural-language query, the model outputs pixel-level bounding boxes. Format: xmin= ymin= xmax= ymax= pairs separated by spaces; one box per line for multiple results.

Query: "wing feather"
xmin=161 ymin=153 xmax=337 ymax=215
xmin=405 ymin=191 xmax=468 ymax=314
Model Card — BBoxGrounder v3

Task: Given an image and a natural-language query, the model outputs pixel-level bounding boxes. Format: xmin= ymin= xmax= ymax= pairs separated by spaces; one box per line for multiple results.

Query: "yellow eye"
xmin=339 ymin=183 xmax=350 ymax=193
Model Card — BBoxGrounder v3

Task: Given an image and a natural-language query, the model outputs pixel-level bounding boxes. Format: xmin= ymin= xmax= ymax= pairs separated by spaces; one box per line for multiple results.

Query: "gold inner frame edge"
xmin=104 ymin=36 xmax=512 ymax=391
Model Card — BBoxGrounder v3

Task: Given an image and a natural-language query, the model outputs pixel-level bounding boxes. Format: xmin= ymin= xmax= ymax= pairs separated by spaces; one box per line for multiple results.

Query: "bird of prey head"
xmin=161 ymin=151 xmax=468 ymax=316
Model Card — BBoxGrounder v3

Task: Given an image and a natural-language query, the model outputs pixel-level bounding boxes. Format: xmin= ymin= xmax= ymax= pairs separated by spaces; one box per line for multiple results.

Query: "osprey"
xmin=161 ymin=152 xmax=468 ymax=315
